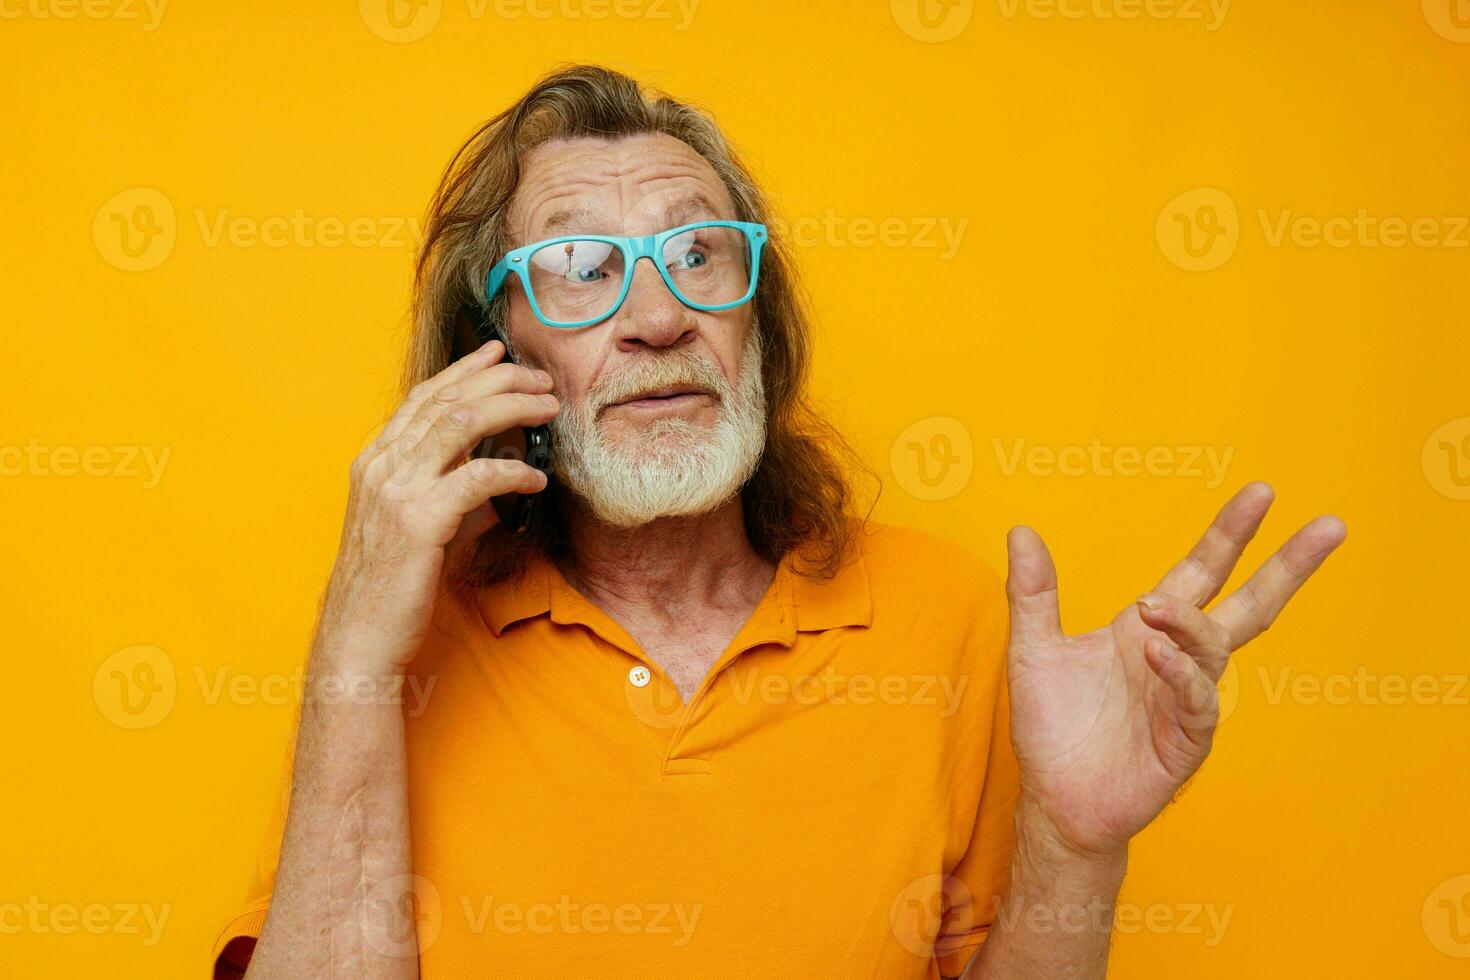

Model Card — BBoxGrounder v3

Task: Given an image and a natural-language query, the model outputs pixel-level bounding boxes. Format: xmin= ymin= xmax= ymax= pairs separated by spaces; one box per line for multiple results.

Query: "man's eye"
xmin=672 ymin=249 xmax=707 ymax=270
xmin=571 ymin=266 xmax=604 ymax=283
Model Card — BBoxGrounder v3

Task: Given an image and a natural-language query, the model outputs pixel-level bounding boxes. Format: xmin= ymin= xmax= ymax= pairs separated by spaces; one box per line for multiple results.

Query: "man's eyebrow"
xmin=540 ymin=206 xmax=610 ymax=236
xmin=664 ymin=195 xmax=723 ymax=226
xmin=535 ymin=195 xmax=727 ymax=239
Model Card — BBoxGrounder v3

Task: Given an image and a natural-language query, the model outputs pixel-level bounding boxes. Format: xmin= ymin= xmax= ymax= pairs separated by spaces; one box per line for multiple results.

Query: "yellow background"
xmin=4 ymin=0 xmax=1468 ymax=975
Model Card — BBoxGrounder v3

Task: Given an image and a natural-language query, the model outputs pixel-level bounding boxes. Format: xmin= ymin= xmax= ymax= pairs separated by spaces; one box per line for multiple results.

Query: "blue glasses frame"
xmin=485 ymin=220 xmax=768 ymax=329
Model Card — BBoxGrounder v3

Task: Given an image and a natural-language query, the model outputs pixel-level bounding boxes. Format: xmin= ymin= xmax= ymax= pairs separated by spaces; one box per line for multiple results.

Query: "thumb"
xmin=1006 ymin=525 xmax=1063 ymax=644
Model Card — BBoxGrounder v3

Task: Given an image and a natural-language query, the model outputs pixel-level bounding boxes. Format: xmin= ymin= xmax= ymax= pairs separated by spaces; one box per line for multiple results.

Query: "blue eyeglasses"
xmin=486 ymin=220 xmax=767 ymax=329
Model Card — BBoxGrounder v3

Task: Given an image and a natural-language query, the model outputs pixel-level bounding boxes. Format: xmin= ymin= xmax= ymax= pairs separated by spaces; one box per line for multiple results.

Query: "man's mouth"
xmin=607 ymin=385 xmax=715 ymax=411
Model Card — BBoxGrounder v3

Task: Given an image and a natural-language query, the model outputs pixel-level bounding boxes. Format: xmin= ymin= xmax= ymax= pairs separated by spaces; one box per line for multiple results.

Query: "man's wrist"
xmin=1009 ymin=791 xmax=1128 ymax=908
xmin=976 ymin=793 xmax=1128 ymax=967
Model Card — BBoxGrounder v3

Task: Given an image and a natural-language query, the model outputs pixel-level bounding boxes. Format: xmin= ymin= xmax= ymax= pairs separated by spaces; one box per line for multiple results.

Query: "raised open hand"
xmin=1003 ymin=482 xmax=1347 ymax=856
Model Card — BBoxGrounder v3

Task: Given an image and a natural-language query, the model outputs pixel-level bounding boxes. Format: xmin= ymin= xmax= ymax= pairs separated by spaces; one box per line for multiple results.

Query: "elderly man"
xmin=213 ymin=65 xmax=1344 ymax=979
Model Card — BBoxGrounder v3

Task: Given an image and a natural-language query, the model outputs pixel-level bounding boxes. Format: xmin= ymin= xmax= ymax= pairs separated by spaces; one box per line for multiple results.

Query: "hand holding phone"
xmin=453 ymin=305 xmax=555 ymax=533
xmin=312 ymin=327 xmax=556 ymax=677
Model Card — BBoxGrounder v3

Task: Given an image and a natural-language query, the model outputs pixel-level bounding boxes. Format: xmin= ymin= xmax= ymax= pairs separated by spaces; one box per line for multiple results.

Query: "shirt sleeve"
xmin=210 ymin=738 xmax=291 ymax=978
xmin=934 ymin=565 xmax=1020 ymax=978
xmin=209 ymin=591 xmax=466 ymax=977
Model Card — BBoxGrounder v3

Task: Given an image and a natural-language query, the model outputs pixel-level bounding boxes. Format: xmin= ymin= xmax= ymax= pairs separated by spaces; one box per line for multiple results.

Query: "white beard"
xmin=550 ymin=327 xmax=766 ymax=528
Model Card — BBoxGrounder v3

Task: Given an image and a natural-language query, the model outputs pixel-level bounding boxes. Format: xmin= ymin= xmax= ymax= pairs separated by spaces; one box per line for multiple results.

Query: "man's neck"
xmin=560 ymin=496 xmax=776 ymax=618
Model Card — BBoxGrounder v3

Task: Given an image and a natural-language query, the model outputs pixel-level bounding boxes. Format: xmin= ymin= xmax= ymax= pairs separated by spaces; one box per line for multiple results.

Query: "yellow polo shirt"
xmin=213 ymin=523 xmax=1018 ymax=978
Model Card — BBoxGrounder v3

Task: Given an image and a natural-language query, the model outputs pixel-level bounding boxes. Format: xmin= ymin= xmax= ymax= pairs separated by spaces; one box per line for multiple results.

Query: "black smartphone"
xmin=452 ymin=305 xmax=553 ymax=534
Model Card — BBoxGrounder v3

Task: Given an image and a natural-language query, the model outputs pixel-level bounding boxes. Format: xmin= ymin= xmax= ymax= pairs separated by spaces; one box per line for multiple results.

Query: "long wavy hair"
xmin=405 ymin=64 xmax=872 ymax=589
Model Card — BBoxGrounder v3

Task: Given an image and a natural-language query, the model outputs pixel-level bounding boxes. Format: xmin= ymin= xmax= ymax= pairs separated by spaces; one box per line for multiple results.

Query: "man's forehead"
xmin=508 ymin=133 xmax=735 ymax=239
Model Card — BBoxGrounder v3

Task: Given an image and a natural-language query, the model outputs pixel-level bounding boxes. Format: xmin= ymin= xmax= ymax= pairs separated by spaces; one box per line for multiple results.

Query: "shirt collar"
xmin=476 ymin=540 xmax=872 ymax=644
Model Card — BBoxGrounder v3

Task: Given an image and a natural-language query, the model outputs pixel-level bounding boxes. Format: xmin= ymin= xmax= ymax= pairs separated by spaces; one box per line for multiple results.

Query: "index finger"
xmin=1153 ymin=482 xmax=1276 ymax=607
xmin=379 ymin=338 xmax=506 ymax=444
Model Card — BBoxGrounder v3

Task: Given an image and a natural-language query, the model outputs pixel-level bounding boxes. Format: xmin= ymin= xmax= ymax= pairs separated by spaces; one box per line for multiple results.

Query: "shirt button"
xmin=628 ymin=665 xmax=651 ymax=688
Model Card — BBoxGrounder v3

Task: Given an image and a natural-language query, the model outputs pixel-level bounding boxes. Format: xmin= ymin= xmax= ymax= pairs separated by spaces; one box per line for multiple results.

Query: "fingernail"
xmin=1137 ymin=594 xmax=1164 ymax=611
xmin=1156 ymin=642 xmax=1177 ymax=660
xmin=536 ymin=370 xmax=553 ymax=385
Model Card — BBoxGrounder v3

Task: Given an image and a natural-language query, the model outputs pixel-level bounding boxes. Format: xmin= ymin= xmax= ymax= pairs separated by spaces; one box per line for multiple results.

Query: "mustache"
xmin=586 ymin=349 xmax=730 ymax=413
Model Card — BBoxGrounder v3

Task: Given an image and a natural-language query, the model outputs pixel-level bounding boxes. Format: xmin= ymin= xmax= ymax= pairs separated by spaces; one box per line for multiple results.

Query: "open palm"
xmin=1004 ymin=482 xmax=1346 ymax=855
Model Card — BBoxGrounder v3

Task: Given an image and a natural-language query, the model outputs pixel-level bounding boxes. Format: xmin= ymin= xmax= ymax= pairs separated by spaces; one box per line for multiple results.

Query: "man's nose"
xmin=610 ymin=257 xmax=695 ymax=350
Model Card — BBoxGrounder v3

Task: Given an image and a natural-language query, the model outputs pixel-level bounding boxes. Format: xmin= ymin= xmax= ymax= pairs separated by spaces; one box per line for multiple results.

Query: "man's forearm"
xmin=245 ymin=642 xmax=417 ymax=979
xmin=959 ymin=797 xmax=1126 ymax=979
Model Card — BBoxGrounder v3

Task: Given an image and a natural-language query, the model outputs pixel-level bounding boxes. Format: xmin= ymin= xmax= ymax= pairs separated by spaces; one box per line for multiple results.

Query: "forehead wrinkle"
xmin=513 ymin=148 xmax=632 ymax=227
xmin=625 ymin=161 xmax=733 ymax=216
xmin=510 ymin=136 xmax=734 ymax=243
xmin=513 ymin=174 xmax=615 ymax=243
